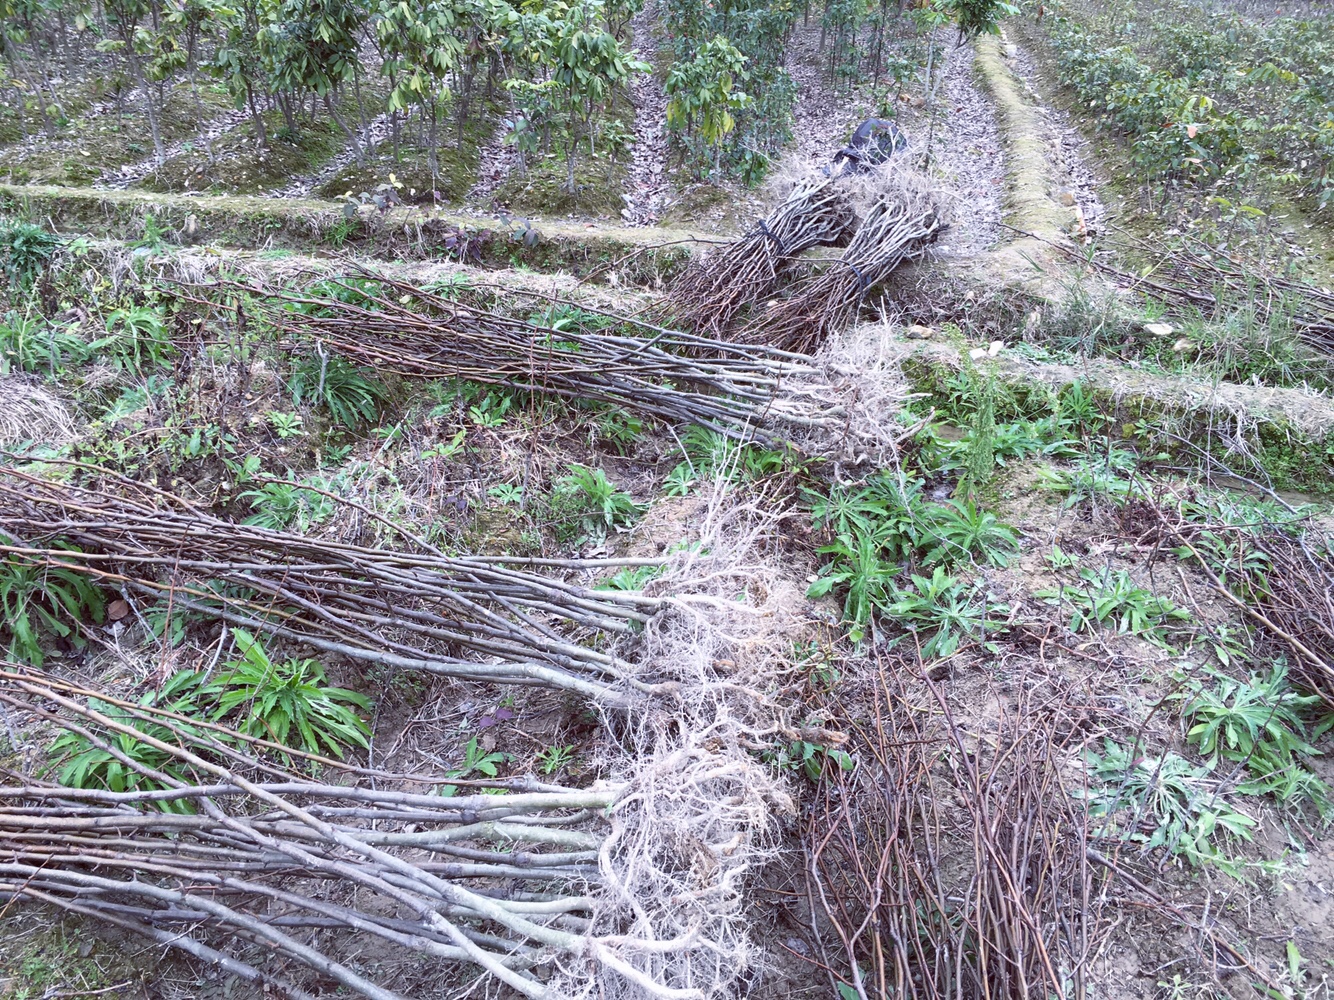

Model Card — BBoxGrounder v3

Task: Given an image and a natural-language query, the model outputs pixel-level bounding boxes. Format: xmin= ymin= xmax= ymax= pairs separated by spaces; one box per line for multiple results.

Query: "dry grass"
xmin=0 ymin=376 xmax=76 ymax=447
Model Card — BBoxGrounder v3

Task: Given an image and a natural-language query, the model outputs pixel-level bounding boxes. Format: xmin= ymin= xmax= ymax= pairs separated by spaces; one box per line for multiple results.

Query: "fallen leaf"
xmin=108 ymin=599 xmax=130 ymax=621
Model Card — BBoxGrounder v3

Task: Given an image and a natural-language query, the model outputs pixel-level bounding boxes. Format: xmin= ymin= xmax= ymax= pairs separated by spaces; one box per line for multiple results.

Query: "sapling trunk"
xmin=324 ymin=92 xmax=365 ymax=167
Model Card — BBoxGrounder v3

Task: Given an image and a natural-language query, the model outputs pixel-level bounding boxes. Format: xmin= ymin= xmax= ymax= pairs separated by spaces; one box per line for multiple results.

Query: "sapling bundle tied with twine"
xmin=668 ymin=171 xmax=857 ymax=338
xmin=738 ymin=168 xmax=944 ymax=354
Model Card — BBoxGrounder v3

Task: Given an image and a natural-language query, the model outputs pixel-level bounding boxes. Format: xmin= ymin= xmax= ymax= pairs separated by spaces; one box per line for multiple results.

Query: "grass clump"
xmin=549 ymin=463 xmax=644 ymax=544
xmin=289 ymin=351 xmax=390 ymax=429
xmin=0 ymin=219 xmax=59 ymax=288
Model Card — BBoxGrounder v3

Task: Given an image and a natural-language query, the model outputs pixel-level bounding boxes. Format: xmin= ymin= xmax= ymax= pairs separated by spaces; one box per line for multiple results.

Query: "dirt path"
xmin=95 ymin=108 xmax=250 ymax=190
xmin=622 ymin=0 xmax=671 ymax=226
xmin=267 ymin=111 xmax=397 ymax=199
xmin=1007 ymin=38 xmax=1105 ymax=236
xmin=468 ymin=111 xmax=519 ymax=206
xmin=894 ymin=40 xmax=1006 ymax=258
xmin=785 ymin=19 xmax=871 ymax=163
xmin=781 ymin=24 xmax=1005 ymax=257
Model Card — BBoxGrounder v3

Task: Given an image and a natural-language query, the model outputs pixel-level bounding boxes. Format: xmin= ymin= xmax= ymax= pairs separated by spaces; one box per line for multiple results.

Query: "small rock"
xmin=987 ymin=340 xmax=1004 ymax=356
xmin=968 ymin=347 xmax=989 ymax=361
xmin=1172 ymin=338 xmax=1196 ymax=352
xmin=1143 ymin=322 xmax=1174 ymax=337
xmin=905 ymin=324 xmax=934 ymax=339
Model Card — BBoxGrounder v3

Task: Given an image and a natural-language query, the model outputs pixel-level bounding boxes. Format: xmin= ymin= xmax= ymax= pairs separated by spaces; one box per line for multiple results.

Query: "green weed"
xmin=597 ymin=564 xmax=665 ymax=591
xmin=440 ymin=736 xmax=509 ymax=796
xmin=536 ymin=744 xmax=575 ymax=774
xmin=923 ymin=497 xmax=1019 ymax=568
xmin=0 ymin=219 xmax=59 ymax=287
xmin=0 ymin=541 xmax=105 ymax=666
xmin=763 ymin=738 xmax=855 ymax=782
xmin=197 ymin=628 xmax=371 ymax=760
xmin=1037 ymin=566 xmax=1190 ymax=649
xmin=239 ymin=479 xmax=336 ymax=532
xmin=1082 ymin=739 xmax=1257 ymax=874
xmin=289 ymin=352 xmax=389 ymax=429
xmin=1179 ymin=664 xmax=1331 ymax=812
xmin=881 ymin=567 xmax=1007 ymax=659
xmin=549 ymin=464 xmax=644 ymax=544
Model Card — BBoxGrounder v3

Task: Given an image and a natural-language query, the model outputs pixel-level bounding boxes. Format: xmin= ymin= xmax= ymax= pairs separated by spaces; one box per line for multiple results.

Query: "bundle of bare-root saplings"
xmin=669 ymin=165 xmax=942 ymax=351
xmin=737 ymin=170 xmax=943 ymax=354
xmin=669 ymin=172 xmax=858 ymax=337
xmin=244 ymin=272 xmax=866 ymax=453
xmin=0 ymin=467 xmax=665 ymax=704
xmin=0 ymin=668 xmax=780 ymax=1000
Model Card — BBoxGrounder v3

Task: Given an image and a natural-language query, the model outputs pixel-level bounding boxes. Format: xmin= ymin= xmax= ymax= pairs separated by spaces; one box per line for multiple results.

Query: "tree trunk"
xmin=351 ymin=66 xmax=369 ymax=129
xmin=129 ymin=54 xmax=166 ymax=164
xmin=2 ymin=35 xmax=53 ymax=136
xmin=565 ymin=119 xmax=579 ymax=194
xmin=247 ymin=85 xmax=268 ymax=153
xmin=323 ymin=92 xmax=365 ymax=167
xmin=388 ymin=71 xmax=401 ymax=160
xmin=428 ymin=100 xmax=440 ymax=182
xmin=13 ymin=84 xmax=29 ymax=141
xmin=189 ymin=71 xmax=216 ymax=164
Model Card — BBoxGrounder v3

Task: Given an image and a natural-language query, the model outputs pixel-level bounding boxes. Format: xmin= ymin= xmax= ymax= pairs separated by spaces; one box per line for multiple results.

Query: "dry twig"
xmin=0 ymin=467 xmax=663 ymax=703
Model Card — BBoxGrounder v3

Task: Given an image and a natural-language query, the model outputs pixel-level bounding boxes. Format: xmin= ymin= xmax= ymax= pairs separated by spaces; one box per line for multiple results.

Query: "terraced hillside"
xmin=1 ymin=1 xmax=1333 ymax=999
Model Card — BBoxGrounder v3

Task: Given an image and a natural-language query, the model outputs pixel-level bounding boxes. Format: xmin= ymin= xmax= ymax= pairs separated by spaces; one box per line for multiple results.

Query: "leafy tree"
xmin=545 ymin=0 xmax=648 ymax=193
xmin=213 ymin=0 xmax=275 ymax=152
xmin=0 ymin=0 xmax=61 ymax=136
xmin=662 ymin=0 xmax=797 ymax=184
xmin=97 ymin=0 xmax=172 ymax=163
xmin=665 ymin=33 xmax=749 ymax=178
xmin=375 ymin=0 xmax=463 ymax=180
xmin=929 ymin=0 xmax=1018 ymax=45
xmin=265 ymin=0 xmax=369 ymax=164
xmin=164 ymin=0 xmax=224 ymax=162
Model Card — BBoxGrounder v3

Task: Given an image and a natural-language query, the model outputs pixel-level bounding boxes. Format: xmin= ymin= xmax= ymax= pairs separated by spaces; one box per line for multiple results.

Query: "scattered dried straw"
xmin=0 ymin=376 xmax=76 ymax=447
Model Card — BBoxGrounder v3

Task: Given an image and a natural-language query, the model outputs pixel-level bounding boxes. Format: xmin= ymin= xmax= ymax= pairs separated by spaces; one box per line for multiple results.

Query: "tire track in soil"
xmin=1007 ymin=38 xmax=1105 ymax=237
xmin=622 ymin=0 xmax=670 ymax=226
